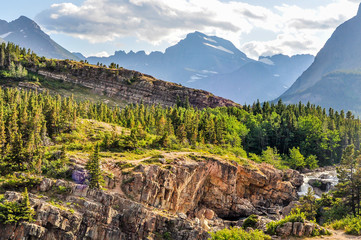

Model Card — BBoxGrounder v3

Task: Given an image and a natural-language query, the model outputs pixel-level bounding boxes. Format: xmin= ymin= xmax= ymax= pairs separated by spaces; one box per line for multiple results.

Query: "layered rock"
xmin=1 ymin=181 xmax=209 ymax=240
xmin=34 ymin=61 xmax=239 ymax=109
xmin=274 ymin=221 xmax=328 ymax=238
xmin=120 ymin=157 xmax=302 ymax=220
xmin=0 ymin=156 xmax=303 ymax=239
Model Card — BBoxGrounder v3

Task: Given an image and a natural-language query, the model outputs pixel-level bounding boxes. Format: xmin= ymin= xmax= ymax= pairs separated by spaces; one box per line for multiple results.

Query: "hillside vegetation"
xmin=0 ymin=42 xmax=361 ymax=239
xmin=0 ymin=42 xmax=360 ymax=171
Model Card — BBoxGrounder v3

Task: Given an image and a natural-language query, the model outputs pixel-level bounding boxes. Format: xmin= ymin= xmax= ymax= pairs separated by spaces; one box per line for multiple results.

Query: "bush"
xmin=209 ymin=227 xmax=271 ymax=240
xmin=42 ymin=159 xmax=71 ymax=179
xmin=0 ymin=174 xmax=42 ymax=191
xmin=0 ymin=188 xmax=35 ymax=224
xmin=266 ymin=209 xmax=305 ymax=235
xmin=243 ymin=214 xmax=259 ymax=229
xmin=330 ymin=215 xmax=361 ymax=236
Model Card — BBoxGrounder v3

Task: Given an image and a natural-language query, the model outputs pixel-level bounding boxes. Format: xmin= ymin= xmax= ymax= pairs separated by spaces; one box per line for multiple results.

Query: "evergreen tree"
xmin=86 ymin=144 xmax=104 ymax=189
xmin=335 ymin=145 xmax=360 ymax=216
xmin=19 ymin=187 xmax=35 ymax=222
xmin=288 ymin=147 xmax=306 ymax=170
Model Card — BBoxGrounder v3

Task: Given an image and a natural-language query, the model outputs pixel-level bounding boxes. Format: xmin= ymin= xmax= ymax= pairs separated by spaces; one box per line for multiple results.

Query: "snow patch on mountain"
xmin=0 ymin=32 xmax=12 ymax=38
xmin=203 ymin=43 xmax=234 ymax=54
xmin=259 ymin=58 xmax=275 ymax=65
xmin=203 ymin=37 xmax=217 ymax=43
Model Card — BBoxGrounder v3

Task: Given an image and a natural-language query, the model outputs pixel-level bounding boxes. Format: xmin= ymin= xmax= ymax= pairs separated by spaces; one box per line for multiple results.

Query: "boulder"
xmin=39 ymin=178 xmax=53 ymax=192
xmin=304 ymin=222 xmax=316 ymax=236
xmin=281 ymin=201 xmax=299 ymax=217
xmin=276 ymin=222 xmax=293 ymax=237
xmin=204 ymin=209 xmax=215 ymax=220
xmin=292 ymin=222 xmax=304 ymax=236
xmin=72 ymin=169 xmax=88 ymax=184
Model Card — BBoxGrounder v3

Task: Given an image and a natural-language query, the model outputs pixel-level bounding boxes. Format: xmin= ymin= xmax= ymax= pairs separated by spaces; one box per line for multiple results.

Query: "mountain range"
xmin=85 ymin=31 xmax=314 ymax=104
xmin=0 ymin=16 xmax=78 ymax=60
xmin=0 ymin=16 xmax=315 ymax=105
xmin=279 ymin=3 xmax=361 ymax=114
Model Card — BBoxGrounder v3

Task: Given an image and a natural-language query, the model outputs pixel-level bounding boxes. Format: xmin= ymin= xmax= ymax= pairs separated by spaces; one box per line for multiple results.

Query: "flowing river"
xmin=298 ymin=168 xmax=339 ymax=198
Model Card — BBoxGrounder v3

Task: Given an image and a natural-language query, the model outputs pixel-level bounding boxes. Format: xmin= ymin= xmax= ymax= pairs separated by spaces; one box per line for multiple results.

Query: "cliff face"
xmin=1 ymin=155 xmax=302 ymax=240
xmin=120 ymin=157 xmax=302 ymax=220
xmin=34 ymin=61 xmax=239 ymax=108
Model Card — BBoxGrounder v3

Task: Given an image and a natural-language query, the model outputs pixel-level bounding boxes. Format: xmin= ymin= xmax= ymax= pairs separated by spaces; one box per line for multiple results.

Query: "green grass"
xmin=329 ymin=215 xmax=361 ymax=236
xmin=209 ymin=227 xmax=271 ymax=240
xmin=0 ymin=70 xmax=127 ymax=108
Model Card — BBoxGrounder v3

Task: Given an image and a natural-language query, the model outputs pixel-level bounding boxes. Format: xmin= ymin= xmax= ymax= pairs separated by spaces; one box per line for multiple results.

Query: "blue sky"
xmin=1 ymin=0 xmax=360 ymax=58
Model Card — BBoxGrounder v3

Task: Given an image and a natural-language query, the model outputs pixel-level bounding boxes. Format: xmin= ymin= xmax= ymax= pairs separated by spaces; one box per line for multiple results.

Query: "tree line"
xmin=0 ymin=41 xmax=361 ymax=171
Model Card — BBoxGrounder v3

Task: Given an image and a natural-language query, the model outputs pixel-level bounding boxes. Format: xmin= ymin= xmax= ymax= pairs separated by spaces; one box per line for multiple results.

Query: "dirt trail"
xmin=300 ymin=230 xmax=361 ymax=240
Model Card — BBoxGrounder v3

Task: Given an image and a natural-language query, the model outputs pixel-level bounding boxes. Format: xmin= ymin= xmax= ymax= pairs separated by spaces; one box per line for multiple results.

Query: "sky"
xmin=0 ymin=0 xmax=360 ymax=59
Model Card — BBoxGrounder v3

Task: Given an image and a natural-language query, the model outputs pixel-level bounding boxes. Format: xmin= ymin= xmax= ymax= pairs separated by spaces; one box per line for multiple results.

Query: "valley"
xmin=1 ymin=1 xmax=361 ymax=240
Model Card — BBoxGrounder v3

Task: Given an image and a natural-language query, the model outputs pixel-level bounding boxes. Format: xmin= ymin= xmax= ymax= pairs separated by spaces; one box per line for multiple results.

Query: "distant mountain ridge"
xmin=190 ymin=53 xmax=314 ymax=104
xmin=0 ymin=16 xmax=314 ymax=104
xmin=0 ymin=16 xmax=79 ymax=60
xmin=278 ymin=3 xmax=361 ymax=114
xmin=86 ymin=31 xmax=314 ymax=104
xmin=87 ymin=31 xmax=252 ymax=85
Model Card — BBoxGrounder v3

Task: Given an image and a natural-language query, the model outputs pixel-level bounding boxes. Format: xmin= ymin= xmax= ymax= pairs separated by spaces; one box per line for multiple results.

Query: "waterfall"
xmin=297 ymin=168 xmax=338 ymax=198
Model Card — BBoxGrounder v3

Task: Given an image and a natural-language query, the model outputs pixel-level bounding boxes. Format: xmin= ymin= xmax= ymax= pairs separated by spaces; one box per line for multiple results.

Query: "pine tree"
xmin=0 ymin=44 xmax=5 ymax=67
xmin=86 ymin=144 xmax=104 ymax=189
xmin=19 ymin=187 xmax=35 ymax=222
xmin=335 ymin=145 xmax=360 ymax=216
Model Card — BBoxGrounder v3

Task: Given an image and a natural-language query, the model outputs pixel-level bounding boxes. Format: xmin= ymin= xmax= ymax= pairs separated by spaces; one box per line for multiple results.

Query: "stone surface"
xmin=121 ymin=159 xmax=302 ymax=220
xmin=276 ymin=222 xmax=293 ymax=237
xmin=304 ymin=222 xmax=316 ymax=236
xmin=292 ymin=222 xmax=304 ymax=236
xmin=36 ymin=61 xmax=239 ymax=109
xmin=0 ymin=157 xmax=304 ymax=240
xmin=281 ymin=201 xmax=299 ymax=217
xmin=72 ymin=169 xmax=88 ymax=184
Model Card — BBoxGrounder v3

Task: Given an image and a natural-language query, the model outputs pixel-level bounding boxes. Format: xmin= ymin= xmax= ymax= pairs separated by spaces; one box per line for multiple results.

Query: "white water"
xmin=297 ymin=169 xmax=338 ymax=198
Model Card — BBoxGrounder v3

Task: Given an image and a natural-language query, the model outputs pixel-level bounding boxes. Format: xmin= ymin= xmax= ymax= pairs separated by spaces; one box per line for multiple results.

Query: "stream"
xmin=298 ymin=168 xmax=339 ymax=198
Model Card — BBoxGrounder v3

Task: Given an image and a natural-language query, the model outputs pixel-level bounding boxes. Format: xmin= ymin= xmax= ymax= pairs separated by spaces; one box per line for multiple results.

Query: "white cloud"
xmin=88 ymin=51 xmax=110 ymax=58
xmin=35 ymin=0 xmax=360 ymax=58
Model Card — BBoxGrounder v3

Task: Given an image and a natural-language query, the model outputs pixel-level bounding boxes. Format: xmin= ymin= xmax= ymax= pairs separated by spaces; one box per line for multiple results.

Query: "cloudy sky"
xmin=1 ymin=0 xmax=360 ymax=59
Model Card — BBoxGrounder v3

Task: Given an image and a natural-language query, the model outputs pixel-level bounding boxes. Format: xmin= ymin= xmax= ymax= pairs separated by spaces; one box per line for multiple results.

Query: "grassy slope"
xmin=0 ymin=71 xmax=127 ymax=108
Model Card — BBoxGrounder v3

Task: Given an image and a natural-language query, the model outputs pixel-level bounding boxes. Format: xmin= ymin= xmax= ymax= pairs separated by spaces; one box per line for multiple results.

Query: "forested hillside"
xmin=0 ymin=42 xmax=360 ymax=171
xmin=0 ymin=42 xmax=361 ymax=239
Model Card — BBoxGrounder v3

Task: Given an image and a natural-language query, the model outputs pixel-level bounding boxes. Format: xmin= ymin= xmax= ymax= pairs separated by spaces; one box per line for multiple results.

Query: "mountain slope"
xmin=189 ymin=54 xmax=314 ymax=103
xmin=0 ymin=16 xmax=78 ymax=60
xmin=279 ymin=3 xmax=361 ymax=111
xmin=86 ymin=32 xmax=313 ymax=104
xmin=87 ymin=31 xmax=252 ymax=84
xmin=0 ymin=41 xmax=238 ymax=109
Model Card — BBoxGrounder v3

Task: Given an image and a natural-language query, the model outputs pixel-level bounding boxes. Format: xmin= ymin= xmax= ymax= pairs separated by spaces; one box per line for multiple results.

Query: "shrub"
xmin=42 ymin=159 xmax=71 ymax=179
xmin=53 ymin=185 xmax=71 ymax=194
xmin=209 ymin=227 xmax=271 ymax=240
xmin=0 ymin=174 xmax=42 ymax=191
xmin=266 ymin=209 xmax=305 ymax=235
xmin=0 ymin=188 xmax=35 ymax=224
xmin=243 ymin=214 xmax=259 ymax=229
xmin=330 ymin=215 xmax=361 ymax=236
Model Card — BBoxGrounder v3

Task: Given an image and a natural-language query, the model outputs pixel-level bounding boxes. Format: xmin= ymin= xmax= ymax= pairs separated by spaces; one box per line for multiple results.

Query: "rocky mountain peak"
xmin=10 ymin=16 xmax=40 ymax=30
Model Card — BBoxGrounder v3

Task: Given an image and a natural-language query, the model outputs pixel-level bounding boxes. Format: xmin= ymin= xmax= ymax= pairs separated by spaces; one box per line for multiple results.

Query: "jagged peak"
xmin=13 ymin=16 xmax=33 ymax=24
xmin=358 ymin=2 xmax=361 ymax=17
xmin=10 ymin=16 xmax=40 ymax=30
xmin=189 ymin=31 xmax=205 ymax=36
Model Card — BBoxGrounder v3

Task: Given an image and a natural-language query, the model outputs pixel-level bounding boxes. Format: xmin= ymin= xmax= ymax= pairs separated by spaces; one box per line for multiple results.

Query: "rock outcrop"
xmin=33 ymin=61 xmax=239 ymax=109
xmin=120 ymin=158 xmax=302 ymax=221
xmin=0 ymin=156 xmax=303 ymax=239
xmin=1 ymin=183 xmax=209 ymax=240
xmin=274 ymin=221 xmax=328 ymax=238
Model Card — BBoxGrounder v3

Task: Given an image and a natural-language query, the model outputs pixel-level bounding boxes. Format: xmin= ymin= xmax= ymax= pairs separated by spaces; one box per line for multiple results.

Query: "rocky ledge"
xmin=0 ymin=155 xmax=303 ymax=239
xmin=33 ymin=61 xmax=239 ymax=108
